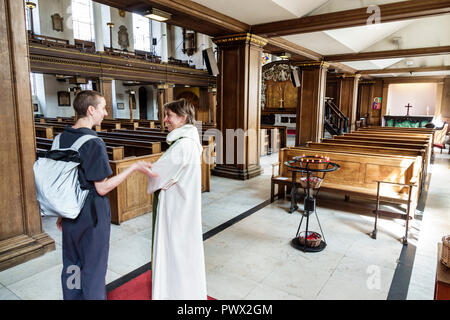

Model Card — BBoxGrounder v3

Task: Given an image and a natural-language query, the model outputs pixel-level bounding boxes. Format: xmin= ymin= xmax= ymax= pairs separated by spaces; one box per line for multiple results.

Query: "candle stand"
xmin=284 ymin=155 xmax=340 ymax=253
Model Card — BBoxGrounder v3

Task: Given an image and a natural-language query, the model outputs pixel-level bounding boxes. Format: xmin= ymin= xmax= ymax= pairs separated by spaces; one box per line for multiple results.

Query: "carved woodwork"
xmin=261 ymin=61 xmax=298 ymax=112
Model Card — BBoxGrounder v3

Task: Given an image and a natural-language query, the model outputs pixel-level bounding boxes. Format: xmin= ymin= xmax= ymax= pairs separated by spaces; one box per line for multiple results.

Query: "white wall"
xmin=42 ymin=74 xmax=76 ymax=118
xmin=38 ymin=0 xmax=74 ymax=43
xmin=109 ymin=7 xmax=134 ymax=51
xmin=387 ymin=83 xmax=437 ymax=116
xmin=172 ymin=26 xmax=213 ymax=70
xmin=114 ymin=81 xmax=140 ymax=119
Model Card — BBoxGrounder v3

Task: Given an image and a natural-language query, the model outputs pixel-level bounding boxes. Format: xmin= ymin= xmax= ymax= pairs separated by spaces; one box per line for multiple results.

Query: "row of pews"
xmin=271 ymin=126 xmax=435 ymax=244
xmin=34 ymin=117 xmax=214 ymax=225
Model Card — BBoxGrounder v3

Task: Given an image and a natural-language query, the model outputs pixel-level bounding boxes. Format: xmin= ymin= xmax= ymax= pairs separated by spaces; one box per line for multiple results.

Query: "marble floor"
xmin=0 ymin=147 xmax=448 ymax=300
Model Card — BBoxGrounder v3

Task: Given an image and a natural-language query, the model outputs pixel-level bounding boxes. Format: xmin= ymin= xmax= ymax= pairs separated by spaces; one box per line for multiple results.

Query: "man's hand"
xmin=56 ymin=217 xmax=62 ymax=231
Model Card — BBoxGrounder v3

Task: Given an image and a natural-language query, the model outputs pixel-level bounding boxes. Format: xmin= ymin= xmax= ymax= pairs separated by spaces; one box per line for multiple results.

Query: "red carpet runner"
xmin=107 ymin=270 xmax=215 ymax=300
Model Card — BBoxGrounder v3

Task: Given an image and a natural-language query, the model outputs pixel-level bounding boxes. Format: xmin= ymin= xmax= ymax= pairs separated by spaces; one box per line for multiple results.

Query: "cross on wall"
xmin=405 ymin=103 xmax=413 ymax=116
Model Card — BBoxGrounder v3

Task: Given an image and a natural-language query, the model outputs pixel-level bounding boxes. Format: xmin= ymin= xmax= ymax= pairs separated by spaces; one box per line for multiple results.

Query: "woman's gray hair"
xmin=163 ymin=98 xmax=196 ymax=124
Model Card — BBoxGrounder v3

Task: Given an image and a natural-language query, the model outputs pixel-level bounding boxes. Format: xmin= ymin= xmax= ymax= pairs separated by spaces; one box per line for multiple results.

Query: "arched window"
xmin=133 ymin=13 xmax=151 ymax=52
xmin=71 ymin=0 xmax=95 ymax=41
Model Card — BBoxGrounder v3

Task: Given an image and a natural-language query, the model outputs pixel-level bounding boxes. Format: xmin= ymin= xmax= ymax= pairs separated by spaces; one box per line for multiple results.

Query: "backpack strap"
xmin=70 ymin=134 xmax=100 ymax=151
xmin=51 ymin=134 xmax=61 ymax=150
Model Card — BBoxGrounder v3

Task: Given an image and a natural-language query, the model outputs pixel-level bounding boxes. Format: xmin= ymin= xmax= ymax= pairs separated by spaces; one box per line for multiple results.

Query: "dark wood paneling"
xmin=296 ymin=63 xmax=327 ymax=145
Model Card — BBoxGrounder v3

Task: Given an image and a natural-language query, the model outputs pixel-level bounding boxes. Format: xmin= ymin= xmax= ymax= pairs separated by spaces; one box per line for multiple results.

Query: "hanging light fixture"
xmin=144 ymin=8 xmax=172 ymax=22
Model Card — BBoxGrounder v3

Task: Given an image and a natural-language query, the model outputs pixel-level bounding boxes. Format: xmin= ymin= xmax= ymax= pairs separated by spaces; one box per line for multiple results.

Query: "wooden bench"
xmin=261 ymin=125 xmax=287 ymax=150
xmin=34 ymin=125 xmax=54 ymax=139
xmin=36 ymin=137 xmax=125 ymax=161
xmin=271 ymin=147 xmax=421 ymax=243
xmin=321 ymin=137 xmax=430 ymax=178
xmin=306 ymin=141 xmax=427 ymax=188
xmin=335 ymin=134 xmax=433 ymax=162
xmin=108 ymin=153 xmax=162 ymax=224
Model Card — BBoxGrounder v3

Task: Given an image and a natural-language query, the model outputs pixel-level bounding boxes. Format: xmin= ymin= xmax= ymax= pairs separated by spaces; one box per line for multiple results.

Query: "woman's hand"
xmin=56 ymin=217 xmax=62 ymax=231
xmin=132 ymin=161 xmax=158 ymax=178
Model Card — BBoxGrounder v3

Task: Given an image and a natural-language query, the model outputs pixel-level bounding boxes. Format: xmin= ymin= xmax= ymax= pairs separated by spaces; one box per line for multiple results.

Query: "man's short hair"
xmin=164 ymin=98 xmax=196 ymax=124
xmin=73 ymin=90 xmax=104 ymax=117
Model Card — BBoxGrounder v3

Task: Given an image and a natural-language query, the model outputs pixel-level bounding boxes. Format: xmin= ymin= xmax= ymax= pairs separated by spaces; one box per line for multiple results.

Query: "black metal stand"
xmin=284 ymin=156 xmax=340 ymax=253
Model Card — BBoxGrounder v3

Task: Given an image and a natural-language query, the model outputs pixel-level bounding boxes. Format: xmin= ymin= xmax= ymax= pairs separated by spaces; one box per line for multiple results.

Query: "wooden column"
xmin=381 ymin=82 xmax=390 ymax=124
xmin=441 ymin=77 xmax=450 ymax=123
xmin=357 ymin=79 xmax=383 ymax=126
xmin=99 ymin=77 xmax=113 ymax=119
xmin=338 ymin=74 xmax=360 ymax=131
xmin=296 ymin=62 xmax=328 ymax=146
xmin=208 ymin=89 xmax=217 ymax=125
xmin=128 ymin=93 xmax=134 ymax=121
xmin=156 ymin=85 xmax=174 ymax=131
xmin=0 ymin=0 xmax=54 ymax=271
xmin=211 ymin=33 xmax=267 ymax=180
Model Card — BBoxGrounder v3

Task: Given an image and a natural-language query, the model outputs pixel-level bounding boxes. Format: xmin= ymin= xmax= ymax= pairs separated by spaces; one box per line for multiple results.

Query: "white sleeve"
xmin=147 ymin=140 xmax=189 ymax=194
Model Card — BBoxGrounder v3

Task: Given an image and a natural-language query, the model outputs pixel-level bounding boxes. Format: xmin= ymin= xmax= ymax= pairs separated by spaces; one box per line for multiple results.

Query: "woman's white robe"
xmin=147 ymin=124 xmax=207 ymax=300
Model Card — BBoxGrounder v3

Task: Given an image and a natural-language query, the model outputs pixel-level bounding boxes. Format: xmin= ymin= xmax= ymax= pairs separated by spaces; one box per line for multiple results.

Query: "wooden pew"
xmin=108 ymin=153 xmax=162 ymax=224
xmin=34 ymin=125 xmax=54 ymax=139
xmin=337 ymin=133 xmax=432 ymax=155
xmin=96 ymin=135 xmax=161 ymax=156
xmin=137 ymin=120 xmax=156 ymax=128
xmin=260 ymin=129 xmax=269 ymax=156
xmin=271 ymin=147 xmax=421 ymax=243
xmin=321 ymin=138 xmax=430 ymax=177
xmin=343 ymin=131 xmax=433 ymax=161
xmin=306 ymin=141 xmax=426 ymax=192
xmin=36 ymin=137 xmax=125 ymax=161
xmin=261 ymin=125 xmax=287 ymax=150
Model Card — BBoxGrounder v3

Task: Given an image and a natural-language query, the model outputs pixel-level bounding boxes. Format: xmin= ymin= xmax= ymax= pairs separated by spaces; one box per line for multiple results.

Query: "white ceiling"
xmin=371 ymin=70 xmax=450 ymax=77
xmin=191 ymin=0 xmax=450 ymax=74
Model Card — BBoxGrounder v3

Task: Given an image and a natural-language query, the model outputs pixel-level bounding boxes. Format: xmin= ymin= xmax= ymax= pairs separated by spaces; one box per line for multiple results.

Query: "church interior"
xmin=1 ymin=0 xmax=450 ymax=300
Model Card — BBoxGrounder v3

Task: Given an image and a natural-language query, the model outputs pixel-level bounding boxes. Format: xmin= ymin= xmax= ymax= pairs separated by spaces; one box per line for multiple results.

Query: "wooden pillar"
xmin=99 ymin=77 xmax=113 ymax=119
xmin=211 ymin=33 xmax=267 ymax=180
xmin=296 ymin=62 xmax=328 ymax=146
xmin=0 ymin=0 xmax=54 ymax=271
xmin=441 ymin=77 xmax=450 ymax=123
xmin=338 ymin=74 xmax=360 ymax=132
xmin=381 ymin=82 xmax=390 ymax=124
xmin=157 ymin=87 xmax=165 ymax=131
xmin=208 ymin=89 xmax=217 ymax=125
xmin=128 ymin=93 xmax=133 ymax=122
xmin=156 ymin=85 xmax=174 ymax=131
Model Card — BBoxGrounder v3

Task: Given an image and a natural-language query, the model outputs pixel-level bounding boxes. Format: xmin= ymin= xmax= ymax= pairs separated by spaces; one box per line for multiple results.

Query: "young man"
xmin=57 ymin=90 xmax=156 ymax=300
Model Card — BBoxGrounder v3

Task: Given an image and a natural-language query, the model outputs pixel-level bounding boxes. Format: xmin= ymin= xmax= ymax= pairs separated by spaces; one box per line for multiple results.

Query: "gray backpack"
xmin=33 ymin=134 xmax=99 ymax=219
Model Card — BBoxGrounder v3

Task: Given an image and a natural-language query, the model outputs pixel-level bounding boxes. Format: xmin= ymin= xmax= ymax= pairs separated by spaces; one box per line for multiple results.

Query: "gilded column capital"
xmin=213 ymin=33 xmax=268 ymax=47
xmin=295 ymin=61 xmax=330 ymax=69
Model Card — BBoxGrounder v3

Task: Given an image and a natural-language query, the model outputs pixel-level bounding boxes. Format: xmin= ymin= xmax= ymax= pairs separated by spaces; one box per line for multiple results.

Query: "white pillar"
xmin=92 ymin=2 xmax=104 ymax=51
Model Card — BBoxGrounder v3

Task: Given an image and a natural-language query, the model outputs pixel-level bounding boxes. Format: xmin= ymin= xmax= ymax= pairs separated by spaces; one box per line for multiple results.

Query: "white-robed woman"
xmin=147 ymin=98 xmax=207 ymax=300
